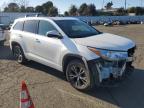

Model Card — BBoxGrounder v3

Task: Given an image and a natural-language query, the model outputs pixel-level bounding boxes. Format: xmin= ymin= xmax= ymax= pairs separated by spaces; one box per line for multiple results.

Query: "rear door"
xmin=22 ymin=20 xmax=39 ymax=54
xmin=11 ymin=21 xmax=24 ymax=46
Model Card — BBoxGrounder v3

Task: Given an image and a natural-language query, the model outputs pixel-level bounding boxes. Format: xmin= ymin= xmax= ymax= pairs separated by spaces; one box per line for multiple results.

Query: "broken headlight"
xmin=88 ymin=47 xmax=128 ymax=61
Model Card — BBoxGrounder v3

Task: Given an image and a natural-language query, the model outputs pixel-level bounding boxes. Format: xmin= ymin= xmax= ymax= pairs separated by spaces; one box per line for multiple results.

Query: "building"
xmin=97 ymin=8 xmax=119 ymax=13
xmin=129 ymin=13 xmax=136 ymax=16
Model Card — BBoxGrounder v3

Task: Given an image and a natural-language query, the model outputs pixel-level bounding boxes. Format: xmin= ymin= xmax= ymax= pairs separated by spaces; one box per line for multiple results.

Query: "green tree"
xmin=116 ymin=7 xmax=127 ymax=15
xmin=135 ymin=7 xmax=143 ymax=15
xmin=127 ymin=7 xmax=135 ymax=13
xmin=26 ymin=7 xmax=34 ymax=12
xmin=20 ymin=6 xmax=26 ymax=12
xmin=78 ymin=3 xmax=88 ymax=16
xmin=69 ymin=5 xmax=78 ymax=16
xmin=35 ymin=1 xmax=59 ymax=16
xmin=35 ymin=5 xmax=43 ymax=12
xmin=64 ymin=11 xmax=69 ymax=16
xmin=128 ymin=7 xmax=144 ymax=15
xmin=87 ymin=4 xmax=97 ymax=16
xmin=42 ymin=1 xmax=53 ymax=15
xmin=49 ymin=6 xmax=58 ymax=16
xmin=4 ymin=2 xmax=19 ymax=12
xmin=105 ymin=1 xmax=113 ymax=10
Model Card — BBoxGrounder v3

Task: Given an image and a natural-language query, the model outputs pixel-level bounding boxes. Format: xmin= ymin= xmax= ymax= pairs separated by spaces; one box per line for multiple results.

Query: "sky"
xmin=0 ymin=0 xmax=143 ymax=14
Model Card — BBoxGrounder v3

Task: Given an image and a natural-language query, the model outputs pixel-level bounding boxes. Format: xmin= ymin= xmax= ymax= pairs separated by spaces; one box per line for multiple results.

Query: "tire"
xmin=66 ymin=60 xmax=95 ymax=91
xmin=13 ymin=45 xmax=27 ymax=64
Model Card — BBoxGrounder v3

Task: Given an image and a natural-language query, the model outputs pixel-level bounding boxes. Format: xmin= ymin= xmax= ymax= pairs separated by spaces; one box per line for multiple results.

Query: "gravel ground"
xmin=0 ymin=25 xmax=144 ymax=108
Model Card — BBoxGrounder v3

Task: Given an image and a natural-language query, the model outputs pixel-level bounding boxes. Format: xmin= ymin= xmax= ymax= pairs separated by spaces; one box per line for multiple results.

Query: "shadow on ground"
xmin=88 ymin=68 xmax=144 ymax=108
xmin=25 ymin=61 xmax=144 ymax=108
xmin=0 ymin=45 xmax=144 ymax=108
xmin=0 ymin=45 xmax=14 ymax=60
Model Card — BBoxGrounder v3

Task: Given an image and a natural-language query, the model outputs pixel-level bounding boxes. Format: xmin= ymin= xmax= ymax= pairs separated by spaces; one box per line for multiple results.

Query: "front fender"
xmin=76 ymin=44 xmax=100 ymax=60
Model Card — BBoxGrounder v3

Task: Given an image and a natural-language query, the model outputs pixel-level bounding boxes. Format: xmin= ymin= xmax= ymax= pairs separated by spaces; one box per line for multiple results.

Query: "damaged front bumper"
xmin=88 ymin=57 xmax=134 ymax=86
xmin=97 ymin=57 xmax=134 ymax=81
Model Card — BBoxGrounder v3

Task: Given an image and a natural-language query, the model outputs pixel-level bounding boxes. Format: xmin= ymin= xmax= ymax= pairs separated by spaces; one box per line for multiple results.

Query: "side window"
xmin=38 ymin=20 xmax=57 ymax=36
xmin=23 ymin=20 xmax=38 ymax=33
xmin=13 ymin=21 xmax=24 ymax=31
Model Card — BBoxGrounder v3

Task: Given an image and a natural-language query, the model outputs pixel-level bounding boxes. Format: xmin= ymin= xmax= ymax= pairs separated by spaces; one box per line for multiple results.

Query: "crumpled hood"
xmin=73 ymin=33 xmax=135 ymax=51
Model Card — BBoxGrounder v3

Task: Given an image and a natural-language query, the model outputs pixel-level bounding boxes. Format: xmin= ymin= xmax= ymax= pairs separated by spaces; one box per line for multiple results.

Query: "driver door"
xmin=33 ymin=20 xmax=63 ymax=66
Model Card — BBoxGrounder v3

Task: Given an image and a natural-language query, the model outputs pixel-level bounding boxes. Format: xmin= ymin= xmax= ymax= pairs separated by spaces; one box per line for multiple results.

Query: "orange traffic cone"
xmin=20 ymin=81 xmax=35 ymax=108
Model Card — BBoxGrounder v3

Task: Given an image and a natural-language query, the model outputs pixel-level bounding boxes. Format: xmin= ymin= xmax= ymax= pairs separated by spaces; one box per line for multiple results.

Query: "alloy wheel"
xmin=68 ymin=64 xmax=88 ymax=88
xmin=13 ymin=46 xmax=23 ymax=63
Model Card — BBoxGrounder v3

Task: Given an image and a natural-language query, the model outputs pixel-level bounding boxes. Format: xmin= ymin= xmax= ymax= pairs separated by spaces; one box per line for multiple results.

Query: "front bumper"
xmin=97 ymin=57 xmax=134 ymax=80
xmin=88 ymin=57 xmax=134 ymax=86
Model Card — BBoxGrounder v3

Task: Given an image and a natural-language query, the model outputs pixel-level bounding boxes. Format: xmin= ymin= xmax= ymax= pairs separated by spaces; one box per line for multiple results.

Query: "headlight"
xmin=88 ymin=47 xmax=128 ymax=61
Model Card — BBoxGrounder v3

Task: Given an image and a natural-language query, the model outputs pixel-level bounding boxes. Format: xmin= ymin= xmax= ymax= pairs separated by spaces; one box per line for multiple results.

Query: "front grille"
xmin=127 ymin=46 xmax=136 ymax=57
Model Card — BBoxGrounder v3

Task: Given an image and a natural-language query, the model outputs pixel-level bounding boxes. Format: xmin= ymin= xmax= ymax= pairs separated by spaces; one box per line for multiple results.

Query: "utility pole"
xmin=125 ymin=0 xmax=127 ymax=10
xmin=141 ymin=0 xmax=143 ymax=7
xmin=102 ymin=0 xmax=105 ymax=10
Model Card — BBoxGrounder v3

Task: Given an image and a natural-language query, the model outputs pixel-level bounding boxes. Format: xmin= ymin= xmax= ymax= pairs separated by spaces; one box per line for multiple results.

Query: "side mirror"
xmin=46 ymin=30 xmax=63 ymax=39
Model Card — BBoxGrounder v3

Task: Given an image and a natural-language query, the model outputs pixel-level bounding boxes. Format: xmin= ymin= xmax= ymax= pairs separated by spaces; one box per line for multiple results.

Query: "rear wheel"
xmin=66 ymin=60 xmax=94 ymax=91
xmin=13 ymin=45 xmax=27 ymax=64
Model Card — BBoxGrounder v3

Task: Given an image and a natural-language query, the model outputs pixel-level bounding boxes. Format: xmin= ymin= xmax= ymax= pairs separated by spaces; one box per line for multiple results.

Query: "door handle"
xmin=35 ymin=39 xmax=40 ymax=43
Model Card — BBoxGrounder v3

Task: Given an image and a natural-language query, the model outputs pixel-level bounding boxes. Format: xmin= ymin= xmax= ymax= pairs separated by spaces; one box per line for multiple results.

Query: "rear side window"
xmin=13 ymin=21 xmax=24 ymax=31
xmin=38 ymin=20 xmax=57 ymax=36
xmin=23 ymin=20 xmax=38 ymax=33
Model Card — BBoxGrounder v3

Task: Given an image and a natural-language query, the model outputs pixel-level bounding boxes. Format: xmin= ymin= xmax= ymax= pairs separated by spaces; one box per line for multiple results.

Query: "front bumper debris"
xmin=88 ymin=57 xmax=135 ymax=86
xmin=96 ymin=57 xmax=134 ymax=81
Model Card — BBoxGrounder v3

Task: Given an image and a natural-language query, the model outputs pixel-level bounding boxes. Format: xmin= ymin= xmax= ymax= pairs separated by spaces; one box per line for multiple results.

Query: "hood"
xmin=73 ymin=33 xmax=135 ymax=51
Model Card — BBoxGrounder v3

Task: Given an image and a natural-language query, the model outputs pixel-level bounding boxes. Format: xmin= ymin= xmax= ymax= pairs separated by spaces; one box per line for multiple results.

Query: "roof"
xmin=15 ymin=17 xmax=78 ymax=22
xmin=48 ymin=17 xmax=78 ymax=20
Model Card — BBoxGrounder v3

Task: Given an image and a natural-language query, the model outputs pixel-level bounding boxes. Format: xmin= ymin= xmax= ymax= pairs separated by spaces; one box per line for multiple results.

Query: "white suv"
xmin=10 ymin=17 xmax=136 ymax=90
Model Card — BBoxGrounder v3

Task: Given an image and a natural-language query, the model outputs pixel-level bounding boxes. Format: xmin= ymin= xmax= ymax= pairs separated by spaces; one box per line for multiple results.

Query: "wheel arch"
xmin=11 ymin=41 xmax=20 ymax=51
xmin=11 ymin=41 xmax=25 ymax=54
xmin=62 ymin=54 xmax=88 ymax=75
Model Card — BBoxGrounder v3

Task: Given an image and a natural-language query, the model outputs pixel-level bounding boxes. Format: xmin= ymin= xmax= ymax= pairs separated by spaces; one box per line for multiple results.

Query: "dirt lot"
xmin=0 ymin=24 xmax=144 ymax=108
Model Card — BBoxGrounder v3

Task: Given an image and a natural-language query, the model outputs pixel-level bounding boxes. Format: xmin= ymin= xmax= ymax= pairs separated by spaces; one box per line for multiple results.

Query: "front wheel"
xmin=13 ymin=45 xmax=27 ymax=64
xmin=66 ymin=60 xmax=94 ymax=91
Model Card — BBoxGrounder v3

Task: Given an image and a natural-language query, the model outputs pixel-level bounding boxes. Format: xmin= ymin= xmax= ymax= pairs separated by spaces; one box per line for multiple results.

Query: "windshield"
xmin=54 ymin=19 xmax=101 ymax=38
